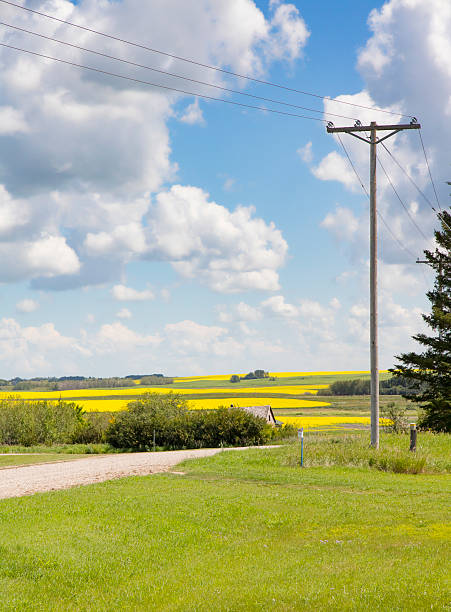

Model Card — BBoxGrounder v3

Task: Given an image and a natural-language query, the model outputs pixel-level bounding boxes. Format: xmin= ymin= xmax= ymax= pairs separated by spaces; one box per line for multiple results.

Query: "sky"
xmin=0 ymin=0 xmax=449 ymax=377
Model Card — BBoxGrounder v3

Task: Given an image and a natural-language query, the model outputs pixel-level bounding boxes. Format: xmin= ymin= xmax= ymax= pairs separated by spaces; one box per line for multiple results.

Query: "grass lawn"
xmin=0 ymin=454 xmax=88 ymax=468
xmin=0 ymin=433 xmax=449 ymax=610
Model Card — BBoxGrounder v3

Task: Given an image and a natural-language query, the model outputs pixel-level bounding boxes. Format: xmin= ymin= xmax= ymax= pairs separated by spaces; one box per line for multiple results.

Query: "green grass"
xmin=0 ymin=433 xmax=449 ymax=610
xmin=0 ymin=454 xmax=87 ymax=468
xmin=0 ymin=444 xmax=114 ymax=455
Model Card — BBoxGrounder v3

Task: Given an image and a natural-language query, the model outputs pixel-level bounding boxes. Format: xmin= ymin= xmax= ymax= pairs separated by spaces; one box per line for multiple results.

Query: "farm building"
xmin=239 ymin=405 xmax=277 ymax=426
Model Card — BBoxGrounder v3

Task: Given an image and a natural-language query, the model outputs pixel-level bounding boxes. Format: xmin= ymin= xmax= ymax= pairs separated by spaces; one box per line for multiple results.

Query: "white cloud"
xmin=223 ymin=177 xmax=236 ymax=192
xmin=111 ymin=284 xmax=155 ymax=302
xmin=165 ymin=320 xmax=242 ymax=356
xmin=0 ymin=107 xmax=28 ymax=134
xmin=321 ymin=206 xmax=361 ymax=242
xmin=16 ymin=299 xmax=39 ymax=313
xmin=0 ymin=0 xmax=307 ymax=290
xmin=316 ymin=0 xmax=450 ymax=268
xmin=94 ymin=322 xmax=161 ymax=353
xmin=267 ymin=2 xmax=310 ymax=62
xmin=179 ymin=99 xmax=205 ymax=125
xmin=261 ymin=295 xmax=299 ymax=317
xmin=297 ymin=141 xmax=313 ymax=163
xmin=147 ymin=185 xmax=287 ymax=292
xmin=217 ymin=301 xmax=262 ymax=323
xmin=116 ymin=308 xmax=132 ymax=320
xmin=312 ymin=151 xmax=358 ymax=190
xmin=0 ymin=317 xmax=82 ymax=374
xmin=0 ymin=235 xmax=81 ymax=282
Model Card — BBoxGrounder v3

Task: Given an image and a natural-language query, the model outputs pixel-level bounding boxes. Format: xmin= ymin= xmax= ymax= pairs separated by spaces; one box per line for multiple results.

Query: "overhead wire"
xmin=381 ymin=139 xmax=451 ymax=233
xmin=376 ymin=154 xmax=429 ymax=240
xmin=0 ymin=42 xmax=327 ymax=122
xmin=380 ymin=141 xmax=437 ymax=212
xmin=0 ymin=20 xmax=358 ymax=122
xmin=0 ymin=0 xmax=415 ymax=119
xmin=418 ymin=129 xmax=442 ymax=211
xmin=336 ymin=134 xmax=418 ymax=260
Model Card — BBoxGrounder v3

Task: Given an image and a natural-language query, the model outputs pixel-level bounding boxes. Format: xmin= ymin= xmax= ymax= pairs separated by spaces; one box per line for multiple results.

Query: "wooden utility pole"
xmin=326 ymin=119 xmax=421 ymax=448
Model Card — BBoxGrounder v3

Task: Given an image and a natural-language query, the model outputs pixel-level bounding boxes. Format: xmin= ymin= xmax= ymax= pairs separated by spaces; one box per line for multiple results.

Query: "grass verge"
xmin=0 ymin=433 xmax=449 ymax=610
xmin=0 ymin=454 xmax=88 ymax=468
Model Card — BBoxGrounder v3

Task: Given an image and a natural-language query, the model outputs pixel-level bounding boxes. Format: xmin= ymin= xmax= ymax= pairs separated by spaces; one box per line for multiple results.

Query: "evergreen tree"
xmin=391 ymin=207 xmax=451 ymax=432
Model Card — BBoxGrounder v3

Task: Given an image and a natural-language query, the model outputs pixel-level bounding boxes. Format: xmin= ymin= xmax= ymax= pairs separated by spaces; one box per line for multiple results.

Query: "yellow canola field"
xmin=278 ymin=416 xmax=388 ymax=429
xmin=186 ymin=398 xmax=330 ymax=410
xmin=62 ymin=397 xmax=330 ymax=413
xmin=271 ymin=370 xmax=389 ymax=378
xmin=176 ymin=370 xmax=389 ymax=381
xmin=0 ymin=384 xmax=326 ymax=400
xmin=77 ymin=399 xmax=129 ymax=412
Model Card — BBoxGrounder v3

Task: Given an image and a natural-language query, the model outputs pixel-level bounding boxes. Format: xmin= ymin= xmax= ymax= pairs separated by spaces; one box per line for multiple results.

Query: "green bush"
xmin=381 ymin=401 xmax=409 ymax=433
xmin=105 ymin=394 xmax=271 ymax=450
xmin=0 ymin=397 xmax=87 ymax=446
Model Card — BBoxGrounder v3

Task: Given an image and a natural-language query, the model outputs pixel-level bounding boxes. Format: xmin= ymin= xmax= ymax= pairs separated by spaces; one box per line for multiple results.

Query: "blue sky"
xmin=0 ymin=0 xmax=447 ymax=377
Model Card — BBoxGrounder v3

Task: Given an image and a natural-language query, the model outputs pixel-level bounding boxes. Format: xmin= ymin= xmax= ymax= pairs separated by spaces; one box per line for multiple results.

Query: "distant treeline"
xmin=230 ymin=370 xmax=269 ymax=383
xmin=0 ymin=374 xmax=173 ymax=391
xmin=317 ymin=376 xmax=419 ymax=396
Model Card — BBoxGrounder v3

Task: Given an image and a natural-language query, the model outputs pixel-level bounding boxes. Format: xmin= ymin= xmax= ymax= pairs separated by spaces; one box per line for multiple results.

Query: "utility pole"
xmin=327 ymin=119 xmax=421 ymax=448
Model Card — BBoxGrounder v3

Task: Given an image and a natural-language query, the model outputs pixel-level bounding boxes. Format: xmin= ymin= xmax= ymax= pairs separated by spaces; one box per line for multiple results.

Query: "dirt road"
xmin=0 ymin=446 xmax=272 ymax=499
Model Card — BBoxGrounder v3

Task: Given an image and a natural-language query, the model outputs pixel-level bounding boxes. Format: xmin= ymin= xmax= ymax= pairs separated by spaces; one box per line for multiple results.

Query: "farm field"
xmin=0 ymin=371 xmax=396 ymax=423
xmin=0 ymin=434 xmax=449 ymax=610
xmin=0 ymin=371 xmax=415 ymax=433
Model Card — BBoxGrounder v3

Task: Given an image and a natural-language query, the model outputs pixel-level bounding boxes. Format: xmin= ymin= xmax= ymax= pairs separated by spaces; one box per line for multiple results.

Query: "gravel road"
xmin=0 ymin=446 xmax=273 ymax=499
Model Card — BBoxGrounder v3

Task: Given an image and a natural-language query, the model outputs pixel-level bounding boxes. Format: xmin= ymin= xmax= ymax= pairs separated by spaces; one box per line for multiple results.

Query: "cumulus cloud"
xmin=0 ymin=235 xmax=80 ymax=282
xmin=111 ymin=284 xmax=155 ymax=302
xmin=94 ymin=322 xmax=161 ymax=353
xmin=0 ymin=107 xmax=28 ymax=134
xmin=0 ymin=0 xmax=307 ymax=291
xmin=0 ymin=317 xmax=82 ymax=374
xmin=147 ymin=185 xmax=287 ymax=292
xmin=165 ymin=320 xmax=242 ymax=356
xmin=179 ymin=99 xmax=205 ymax=125
xmin=267 ymin=2 xmax=310 ymax=62
xmin=297 ymin=141 xmax=313 ymax=163
xmin=261 ymin=295 xmax=299 ymax=317
xmin=312 ymin=151 xmax=358 ymax=190
xmin=316 ymin=1 xmax=449 ymax=266
xmin=321 ymin=206 xmax=362 ymax=242
xmin=116 ymin=308 xmax=132 ymax=320
xmin=16 ymin=299 xmax=39 ymax=313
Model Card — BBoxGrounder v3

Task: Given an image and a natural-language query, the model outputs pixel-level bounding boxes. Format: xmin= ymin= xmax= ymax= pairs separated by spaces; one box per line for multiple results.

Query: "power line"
xmin=336 ymin=133 xmax=369 ymax=196
xmin=380 ymin=141 xmax=437 ymax=212
xmin=418 ymin=129 xmax=442 ymax=211
xmin=0 ymin=42 xmax=326 ymax=122
xmin=376 ymin=154 xmax=429 ymax=240
xmin=0 ymin=0 xmax=415 ymax=120
xmin=336 ymin=134 xmax=417 ymax=259
xmin=381 ymin=142 xmax=451 ymax=233
xmin=0 ymin=20 xmax=358 ymax=122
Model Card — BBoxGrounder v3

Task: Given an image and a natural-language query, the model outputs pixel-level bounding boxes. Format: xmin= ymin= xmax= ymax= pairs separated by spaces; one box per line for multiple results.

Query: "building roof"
xmin=239 ymin=405 xmax=276 ymax=425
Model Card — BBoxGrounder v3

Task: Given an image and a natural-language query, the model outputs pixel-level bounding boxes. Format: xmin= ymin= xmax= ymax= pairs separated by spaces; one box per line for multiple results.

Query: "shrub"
xmin=382 ymin=401 xmax=409 ymax=433
xmin=0 ymin=397 xmax=87 ymax=446
xmin=105 ymin=394 xmax=271 ymax=450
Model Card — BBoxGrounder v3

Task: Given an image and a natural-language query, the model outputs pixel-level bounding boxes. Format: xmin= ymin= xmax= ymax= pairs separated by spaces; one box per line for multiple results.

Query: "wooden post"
xmin=369 ymin=122 xmax=379 ymax=448
xmin=410 ymin=423 xmax=417 ymax=452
